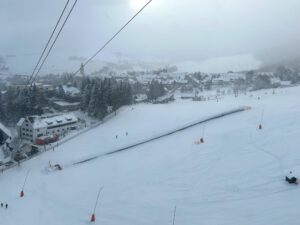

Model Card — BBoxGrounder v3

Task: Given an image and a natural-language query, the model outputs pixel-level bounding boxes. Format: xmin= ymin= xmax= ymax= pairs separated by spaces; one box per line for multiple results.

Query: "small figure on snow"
xmin=5 ymin=203 xmax=8 ymax=209
xmin=1 ymin=203 xmax=3 ymax=207
xmin=126 ymin=132 xmax=128 ymax=136
xmin=54 ymin=164 xmax=63 ymax=170
xmin=115 ymin=135 xmax=118 ymax=139
xmin=285 ymin=171 xmax=298 ymax=184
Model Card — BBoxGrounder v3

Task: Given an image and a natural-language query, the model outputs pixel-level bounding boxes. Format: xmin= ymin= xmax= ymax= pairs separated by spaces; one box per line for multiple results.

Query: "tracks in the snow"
xmin=72 ymin=107 xmax=249 ymax=166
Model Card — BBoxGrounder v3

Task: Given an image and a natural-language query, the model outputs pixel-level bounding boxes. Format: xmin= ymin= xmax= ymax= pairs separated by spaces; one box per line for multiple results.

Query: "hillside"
xmin=0 ymin=86 xmax=300 ymax=225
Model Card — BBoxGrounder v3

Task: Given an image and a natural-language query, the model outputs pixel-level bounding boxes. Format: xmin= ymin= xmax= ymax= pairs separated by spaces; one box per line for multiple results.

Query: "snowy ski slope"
xmin=0 ymin=86 xmax=300 ymax=225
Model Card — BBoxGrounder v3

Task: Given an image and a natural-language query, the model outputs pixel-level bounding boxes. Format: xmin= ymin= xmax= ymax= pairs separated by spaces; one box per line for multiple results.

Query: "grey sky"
xmin=1 ymin=0 xmax=300 ymax=74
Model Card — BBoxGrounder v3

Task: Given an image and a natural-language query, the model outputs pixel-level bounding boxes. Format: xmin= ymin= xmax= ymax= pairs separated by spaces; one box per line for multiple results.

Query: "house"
xmin=17 ymin=113 xmax=78 ymax=144
xmin=62 ymin=84 xmax=80 ymax=97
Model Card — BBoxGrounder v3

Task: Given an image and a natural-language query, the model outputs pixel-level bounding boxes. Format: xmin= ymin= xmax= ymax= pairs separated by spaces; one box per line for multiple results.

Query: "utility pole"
xmin=90 ymin=187 xmax=104 ymax=222
xmin=20 ymin=169 xmax=30 ymax=197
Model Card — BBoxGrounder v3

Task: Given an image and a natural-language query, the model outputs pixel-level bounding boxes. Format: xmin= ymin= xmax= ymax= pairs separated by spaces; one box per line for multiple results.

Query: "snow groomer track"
xmin=73 ymin=106 xmax=250 ymax=165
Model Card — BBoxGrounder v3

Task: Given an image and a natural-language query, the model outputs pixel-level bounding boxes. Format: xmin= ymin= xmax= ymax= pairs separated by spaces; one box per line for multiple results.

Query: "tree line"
xmin=80 ymin=77 xmax=133 ymax=119
xmin=0 ymin=85 xmax=47 ymax=125
xmin=0 ymin=77 xmax=133 ymax=125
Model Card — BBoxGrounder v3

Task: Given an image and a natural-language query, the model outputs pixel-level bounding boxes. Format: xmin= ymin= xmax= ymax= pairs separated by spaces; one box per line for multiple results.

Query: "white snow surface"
xmin=1 ymin=86 xmax=300 ymax=225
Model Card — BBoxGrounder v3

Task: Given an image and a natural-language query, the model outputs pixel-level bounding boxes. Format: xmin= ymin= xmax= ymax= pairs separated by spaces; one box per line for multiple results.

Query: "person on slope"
xmin=285 ymin=171 xmax=298 ymax=184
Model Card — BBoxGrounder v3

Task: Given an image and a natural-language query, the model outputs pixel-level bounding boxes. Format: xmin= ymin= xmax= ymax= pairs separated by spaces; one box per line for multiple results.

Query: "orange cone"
xmin=90 ymin=214 xmax=96 ymax=222
xmin=20 ymin=190 xmax=24 ymax=197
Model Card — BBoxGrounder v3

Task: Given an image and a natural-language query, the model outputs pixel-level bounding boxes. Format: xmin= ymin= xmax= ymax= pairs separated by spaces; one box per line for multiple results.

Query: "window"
xmin=37 ymin=134 xmax=43 ymax=137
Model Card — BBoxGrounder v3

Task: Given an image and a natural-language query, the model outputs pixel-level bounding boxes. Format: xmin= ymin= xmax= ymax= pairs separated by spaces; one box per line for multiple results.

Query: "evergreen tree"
xmin=147 ymin=80 xmax=166 ymax=100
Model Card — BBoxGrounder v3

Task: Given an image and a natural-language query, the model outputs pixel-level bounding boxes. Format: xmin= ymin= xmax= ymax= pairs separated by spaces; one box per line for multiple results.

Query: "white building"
xmin=17 ymin=113 xmax=78 ymax=143
xmin=62 ymin=84 xmax=80 ymax=97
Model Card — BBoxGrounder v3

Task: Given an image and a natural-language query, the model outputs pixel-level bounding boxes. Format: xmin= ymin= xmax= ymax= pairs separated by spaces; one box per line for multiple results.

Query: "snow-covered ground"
xmin=176 ymin=54 xmax=261 ymax=73
xmin=1 ymin=86 xmax=300 ymax=225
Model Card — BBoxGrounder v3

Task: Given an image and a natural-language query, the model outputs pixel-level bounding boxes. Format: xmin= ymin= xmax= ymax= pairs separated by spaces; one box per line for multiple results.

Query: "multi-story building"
xmin=17 ymin=113 xmax=78 ymax=144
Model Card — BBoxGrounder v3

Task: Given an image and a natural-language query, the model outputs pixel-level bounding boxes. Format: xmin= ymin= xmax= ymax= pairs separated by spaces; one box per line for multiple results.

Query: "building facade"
xmin=17 ymin=113 xmax=78 ymax=144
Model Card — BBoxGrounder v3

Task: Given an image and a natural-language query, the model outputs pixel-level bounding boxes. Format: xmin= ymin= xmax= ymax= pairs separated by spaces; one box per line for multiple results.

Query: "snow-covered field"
xmin=1 ymin=86 xmax=300 ymax=225
xmin=176 ymin=54 xmax=261 ymax=73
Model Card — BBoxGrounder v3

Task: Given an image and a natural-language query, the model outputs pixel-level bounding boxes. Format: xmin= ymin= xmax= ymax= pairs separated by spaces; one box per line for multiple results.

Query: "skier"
xmin=5 ymin=203 xmax=8 ymax=209
xmin=1 ymin=203 xmax=3 ymax=207
xmin=126 ymin=132 xmax=128 ymax=136
xmin=285 ymin=171 xmax=298 ymax=184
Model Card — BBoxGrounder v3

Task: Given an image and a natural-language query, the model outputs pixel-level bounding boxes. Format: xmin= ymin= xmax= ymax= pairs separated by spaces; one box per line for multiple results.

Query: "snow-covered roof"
xmin=174 ymin=79 xmax=188 ymax=84
xmin=18 ymin=113 xmax=78 ymax=129
xmin=17 ymin=118 xmax=25 ymax=127
xmin=53 ymin=101 xmax=80 ymax=107
xmin=135 ymin=94 xmax=148 ymax=102
xmin=280 ymin=81 xmax=292 ymax=86
xmin=62 ymin=85 xmax=80 ymax=96
xmin=0 ymin=122 xmax=11 ymax=137
xmin=37 ymin=113 xmax=78 ymax=129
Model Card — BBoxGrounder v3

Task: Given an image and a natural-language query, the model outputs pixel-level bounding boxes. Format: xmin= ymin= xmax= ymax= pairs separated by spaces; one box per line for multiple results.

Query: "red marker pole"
xmin=20 ymin=170 xmax=30 ymax=198
xmin=90 ymin=187 xmax=104 ymax=222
